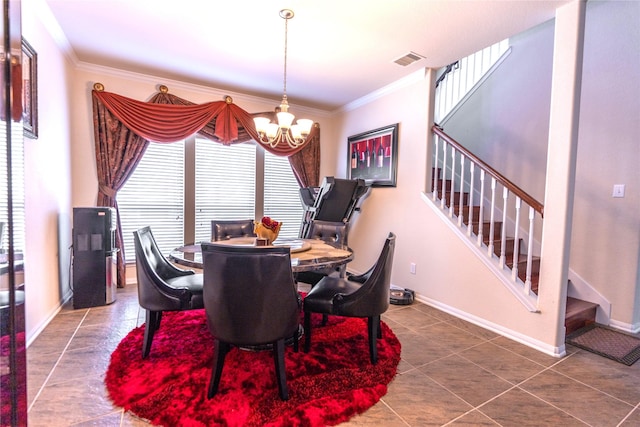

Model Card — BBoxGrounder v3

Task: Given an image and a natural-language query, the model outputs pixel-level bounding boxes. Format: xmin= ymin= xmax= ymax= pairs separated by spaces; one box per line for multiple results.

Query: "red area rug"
xmin=106 ymin=309 xmax=401 ymax=426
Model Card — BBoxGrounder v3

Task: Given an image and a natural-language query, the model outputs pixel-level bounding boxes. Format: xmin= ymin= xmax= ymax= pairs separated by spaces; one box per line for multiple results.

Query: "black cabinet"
xmin=72 ymin=207 xmax=117 ymax=308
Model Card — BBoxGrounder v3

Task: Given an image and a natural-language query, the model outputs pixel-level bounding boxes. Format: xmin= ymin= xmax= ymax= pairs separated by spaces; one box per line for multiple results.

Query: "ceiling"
xmin=42 ymin=0 xmax=572 ymax=111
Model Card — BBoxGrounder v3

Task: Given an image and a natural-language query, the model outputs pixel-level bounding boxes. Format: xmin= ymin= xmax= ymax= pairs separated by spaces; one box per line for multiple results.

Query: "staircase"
xmin=432 ymin=165 xmax=597 ymax=334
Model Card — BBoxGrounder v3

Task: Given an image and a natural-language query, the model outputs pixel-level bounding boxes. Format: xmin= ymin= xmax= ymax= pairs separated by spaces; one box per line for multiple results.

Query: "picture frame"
xmin=22 ymin=37 xmax=38 ymax=139
xmin=347 ymin=123 xmax=398 ymax=187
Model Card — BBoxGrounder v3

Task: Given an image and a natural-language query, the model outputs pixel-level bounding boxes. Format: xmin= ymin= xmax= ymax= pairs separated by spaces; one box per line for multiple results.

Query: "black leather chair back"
xmin=306 ymin=220 xmax=349 ymax=245
xmin=312 ymin=177 xmax=367 ymax=223
xmin=211 ymin=219 xmax=256 ymax=241
xmin=335 ymin=232 xmax=396 ymax=317
xmin=201 ymin=243 xmax=300 ymax=345
xmin=133 ymin=226 xmax=201 ymax=311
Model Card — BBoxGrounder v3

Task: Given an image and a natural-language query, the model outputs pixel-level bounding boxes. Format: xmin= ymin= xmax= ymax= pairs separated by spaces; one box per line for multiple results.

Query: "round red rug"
xmin=106 ymin=309 xmax=401 ymax=426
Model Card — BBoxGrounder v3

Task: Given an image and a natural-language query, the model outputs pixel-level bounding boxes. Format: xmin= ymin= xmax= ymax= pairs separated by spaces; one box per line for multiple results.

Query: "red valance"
xmin=92 ymin=89 xmax=317 ymax=156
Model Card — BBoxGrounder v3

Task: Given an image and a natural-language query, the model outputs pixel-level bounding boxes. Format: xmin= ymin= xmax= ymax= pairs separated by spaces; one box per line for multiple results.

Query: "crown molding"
xmin=35 ymin=0 xmax=79 ymax=66
xmin=76 ymin=61 xmax=333 ymax=118
xmin=338 ymin=69 xmax=429 ymax=113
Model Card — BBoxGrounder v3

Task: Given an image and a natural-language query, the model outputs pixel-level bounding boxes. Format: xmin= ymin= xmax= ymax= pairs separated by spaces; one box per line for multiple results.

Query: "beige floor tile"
xmin=519 ymin=369 xmax=634 ymax=426
xmin=458 ymin=341 xmax=547 ymax=384
xmin=382 ymin=371 xmax=473 ymax=426
xmin=446 ymin=409 xmax=499 ymax=426
xmin=419 ymin=354 xmax=513 ymax=407
xmin=550 ymin=349 xmax=640 ymax=405
xmin=416 ymin=321 xmax=487 ymax=353
xmin=479 ymin=387 xmax=589 ymax=426
xmin=383 ymin=305 xmax=442 ymax=331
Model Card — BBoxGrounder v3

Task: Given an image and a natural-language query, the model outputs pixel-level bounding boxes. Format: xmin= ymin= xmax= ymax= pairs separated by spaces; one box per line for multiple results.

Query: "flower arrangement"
xmin=254 ymin=216 xmax=282 ymax=245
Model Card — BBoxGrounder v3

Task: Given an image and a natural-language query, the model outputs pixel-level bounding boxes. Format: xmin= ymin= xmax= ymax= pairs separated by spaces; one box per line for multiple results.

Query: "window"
xmin=264 ymin=150 xmax=303 ymax=238
xmin=194 ymin=140 xmax=256 ymax=243
xmin=0 ymin=121 xmax=26 ymax=253
xmin=118 ymin=137 xmax=304 ymax=262
xmin=117 ymin=141 xmax=185 ymax=260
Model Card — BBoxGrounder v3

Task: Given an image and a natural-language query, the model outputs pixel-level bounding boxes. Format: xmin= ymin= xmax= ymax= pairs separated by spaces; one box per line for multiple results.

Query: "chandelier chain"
xmin=282 ymin=14 xmax=288 ymax=97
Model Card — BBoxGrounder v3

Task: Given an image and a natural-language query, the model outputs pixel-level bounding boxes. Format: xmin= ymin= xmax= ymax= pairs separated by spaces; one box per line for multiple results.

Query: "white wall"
xmin=22 ymin=3 xmax=73 ymax=342
xmin=573 ymin=0 xmax=640 ymax=329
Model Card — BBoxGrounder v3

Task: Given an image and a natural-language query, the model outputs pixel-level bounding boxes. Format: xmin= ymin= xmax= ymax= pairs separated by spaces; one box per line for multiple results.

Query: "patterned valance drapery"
xmin=92 ymin=85 xmax=320 ymax=287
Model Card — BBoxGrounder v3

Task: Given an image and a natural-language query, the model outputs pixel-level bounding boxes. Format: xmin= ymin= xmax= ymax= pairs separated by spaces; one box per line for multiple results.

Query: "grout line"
xmin=27 ymin=309 xmax=91 ymax=413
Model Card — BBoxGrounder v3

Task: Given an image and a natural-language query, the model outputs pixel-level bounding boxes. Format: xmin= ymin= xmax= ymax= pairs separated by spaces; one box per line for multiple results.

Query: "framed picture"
xmin=22 ymin=37 xmax=38 ymax=139
xmin=347 ymin=123 xmax=398 ymax=187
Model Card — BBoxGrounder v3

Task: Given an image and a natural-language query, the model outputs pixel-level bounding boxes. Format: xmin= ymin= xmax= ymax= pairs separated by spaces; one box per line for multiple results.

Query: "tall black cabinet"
xmin=72 ymin=207 xmax=117 ymax=308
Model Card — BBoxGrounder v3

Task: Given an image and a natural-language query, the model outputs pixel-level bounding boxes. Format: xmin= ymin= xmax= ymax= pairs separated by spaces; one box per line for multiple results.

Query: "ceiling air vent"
xmin=393 ymin=51 xmax=425 ymax=67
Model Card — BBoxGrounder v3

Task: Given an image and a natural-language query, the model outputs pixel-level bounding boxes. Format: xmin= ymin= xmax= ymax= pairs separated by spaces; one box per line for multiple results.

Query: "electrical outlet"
xmin=410 ymin=263 xmax=416 ymax=274
xmin=612 ymin=184 xmax=625 ymax=198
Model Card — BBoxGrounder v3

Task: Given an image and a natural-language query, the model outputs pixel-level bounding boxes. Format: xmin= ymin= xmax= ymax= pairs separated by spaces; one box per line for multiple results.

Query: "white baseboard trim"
xmin=414 ymin=293 xmax=566 ymax=358
xmin=26 ymin=290 xmax=73 ymax=348
xmin=608 ymin=319 xmax=640 ymax=335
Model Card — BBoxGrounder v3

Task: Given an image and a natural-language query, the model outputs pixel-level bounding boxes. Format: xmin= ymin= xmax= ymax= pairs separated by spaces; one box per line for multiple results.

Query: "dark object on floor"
xmin=565 ymin=323 xmax=640 ymax=366
xmin=390 ymin=286 xmax=415 ymax=305
xmin=304 ymin=232 xmax=396 ymax=364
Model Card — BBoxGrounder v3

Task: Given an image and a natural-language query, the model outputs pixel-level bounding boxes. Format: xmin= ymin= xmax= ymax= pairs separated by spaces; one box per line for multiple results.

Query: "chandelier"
xmin=254 ymin=9 xmax=313 ymax=149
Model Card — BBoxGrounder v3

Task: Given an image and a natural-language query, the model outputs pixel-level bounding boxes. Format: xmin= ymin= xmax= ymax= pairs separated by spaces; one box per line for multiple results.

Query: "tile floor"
xmin=26 ymin=284 xmax=640 ymax=426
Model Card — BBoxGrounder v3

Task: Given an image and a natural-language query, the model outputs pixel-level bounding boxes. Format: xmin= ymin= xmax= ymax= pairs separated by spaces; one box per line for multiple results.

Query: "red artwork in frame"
xmin=347 ymin=123 xmax=398 ymax=187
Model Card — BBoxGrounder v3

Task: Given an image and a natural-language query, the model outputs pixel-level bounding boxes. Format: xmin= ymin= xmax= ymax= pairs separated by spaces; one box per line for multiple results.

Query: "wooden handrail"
xmin=432 ymin=125 xmax=544 ymax=217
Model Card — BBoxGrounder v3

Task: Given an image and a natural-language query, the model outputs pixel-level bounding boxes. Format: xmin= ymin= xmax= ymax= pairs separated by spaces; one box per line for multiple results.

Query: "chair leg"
xmin=208 ymin=340 xmax=230 ymax=399
xmin=142 ymin=310 xmax=161 ymax=359
xmin=303 ymin=311 xmax=312 ymax=353
xmin=367 ymin=315 xmax=380 ymax=364
xmin=293 ymin=326 xmax=299 ymax=352
xmin=273 ymin=338 xmax=289 ymax=400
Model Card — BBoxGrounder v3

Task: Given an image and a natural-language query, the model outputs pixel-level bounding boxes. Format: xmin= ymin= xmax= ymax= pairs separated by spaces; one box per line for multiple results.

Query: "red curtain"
xmin=92 ymin=87 xmax=321 ymax=287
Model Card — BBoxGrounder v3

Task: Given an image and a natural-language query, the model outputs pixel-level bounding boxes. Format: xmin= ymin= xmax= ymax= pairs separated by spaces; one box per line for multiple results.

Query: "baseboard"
xmin=414 ymin=293 xmax=566 ymax=358
xmin=608 ymin=319 xmax=640 ymax=335
xmin=26 ymin=289 xmax=73 ymax=348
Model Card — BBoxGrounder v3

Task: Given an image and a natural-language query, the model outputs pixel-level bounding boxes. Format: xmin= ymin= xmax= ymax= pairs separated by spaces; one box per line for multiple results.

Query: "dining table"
xmin=168 ymin=237 xmax=353 ymax=273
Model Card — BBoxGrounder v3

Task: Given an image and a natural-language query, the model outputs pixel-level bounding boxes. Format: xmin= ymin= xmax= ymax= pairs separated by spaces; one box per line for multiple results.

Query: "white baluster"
xmin=499 ymin=187 xmax=508 ymax=268
xmin=467 ymin=162 xmax=475 ymax=237
xmin=511 ymin=197 xmax=522 ymax=282
xmin=440 ymin=141 xmax=447 ymax=209
xmin=477 ymin=170 xmax=485 ymax=246
xmin=525 ymin=207 xmax=535 ymax=295
xmin=458 ymin=156 xmax=465 ymax=225
xmin=449 ymin=148 xmax=456 ymax=218
xmin=488 ymin=178 xmax=496 ymax=257
xmin=432 ymin=136 xmax=440 ymax=201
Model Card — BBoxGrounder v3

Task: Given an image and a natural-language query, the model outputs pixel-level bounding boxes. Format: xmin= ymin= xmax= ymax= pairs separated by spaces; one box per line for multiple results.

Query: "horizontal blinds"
xmin=117 ymin=141 xmax=185 ymax=261
xmin=194 ymin=139 xmax=256 ymax=243
xmin=264 ymin=151 xmax=303 ymax=239
xmin=0 ymin=121 xmax=25 ymax=253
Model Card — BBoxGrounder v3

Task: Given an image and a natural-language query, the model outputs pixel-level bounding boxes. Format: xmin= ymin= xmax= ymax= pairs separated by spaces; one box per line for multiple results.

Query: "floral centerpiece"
xmin=254 ymin=216 xmax=282 ymax=245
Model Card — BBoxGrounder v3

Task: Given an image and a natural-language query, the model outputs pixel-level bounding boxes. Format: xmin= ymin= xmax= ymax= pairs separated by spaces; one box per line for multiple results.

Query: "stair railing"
xmin=431 ymin=125 xmax=544 ymax=308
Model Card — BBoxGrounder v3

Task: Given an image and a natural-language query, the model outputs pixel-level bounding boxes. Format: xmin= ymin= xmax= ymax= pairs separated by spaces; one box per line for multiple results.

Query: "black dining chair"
xmin=303 ymin=232 xmax=396 ymax=364
xmin=296 ymin=220 xmax=350 ymax=286
xmin=201 ymin=242 xmax=301 ymax=400
xmin=133 ymin=226 xmax=204 ymax=358
xmin=210 ymin=219 xmax=256 ymax=241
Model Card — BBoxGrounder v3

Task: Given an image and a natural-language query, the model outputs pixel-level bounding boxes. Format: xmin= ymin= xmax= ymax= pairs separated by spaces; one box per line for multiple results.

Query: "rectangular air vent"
xmin=393 ymin=51 xmax=425 ymax=66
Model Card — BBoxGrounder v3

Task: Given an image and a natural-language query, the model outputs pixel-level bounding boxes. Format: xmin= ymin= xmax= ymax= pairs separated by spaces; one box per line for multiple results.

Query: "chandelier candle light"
xmin=254 ymin=9 xmax=313 ymax=149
